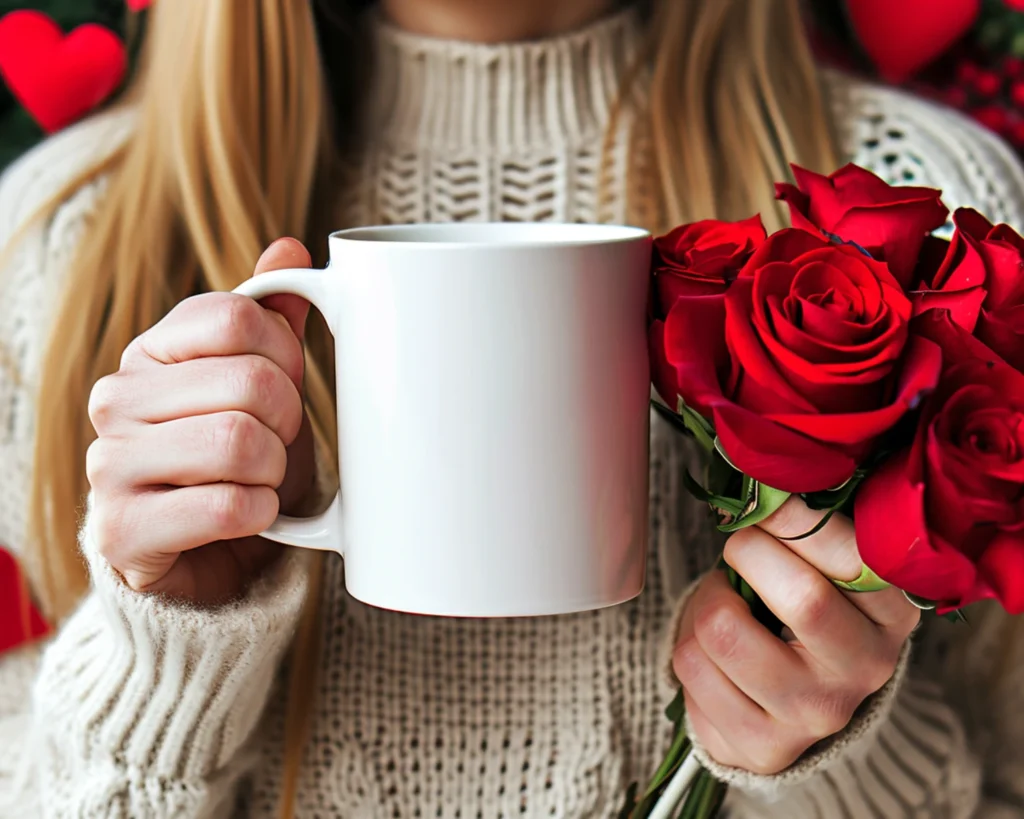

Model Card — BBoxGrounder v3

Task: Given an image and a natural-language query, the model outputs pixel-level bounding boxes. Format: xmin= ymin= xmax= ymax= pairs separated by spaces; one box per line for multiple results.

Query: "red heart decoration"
xmin=0 ymin=546 xmax=49 ymax=656
xmin=845 ymin=0 xmax=980 ymax=82
xmin=0 ymin=10 xmax=127 ymax=134
xmin=126 ymin=0 xmax=155 ymax=11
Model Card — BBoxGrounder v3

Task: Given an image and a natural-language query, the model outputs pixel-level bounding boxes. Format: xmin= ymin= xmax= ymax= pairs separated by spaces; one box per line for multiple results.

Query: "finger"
xmin=133 ymin=536 xmax=283 ymax=602
xmin=757 ymin=497 xmax=862 ymax=581
xmin=123 ymin=291 xmax=305 ymax=389
xmin=672 ymin=610 xmax=780 ymax=772
xmin=91 ymin=484 xmax=281 ymax=568
xmin=90 ymin=355 xmax=304 ymax=443
xmin=683 ymin=691 xmax=760 ymax=772
xmin=252 ymin=237 xmax=313 ymax=341
xmin=687 ymin=571 xmax=810 ymax=717
xmin=756 ymin=498 xmax=919 ymax=632
xmin=87 ymin=412 xmax=288 ymax=491
xmin=724 ymin=527 xmax=898 ymax=685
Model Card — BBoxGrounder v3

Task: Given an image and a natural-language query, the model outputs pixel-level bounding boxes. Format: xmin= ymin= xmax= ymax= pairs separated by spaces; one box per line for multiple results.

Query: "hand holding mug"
xmin=86 ymin=239 xmax=316 ymax=604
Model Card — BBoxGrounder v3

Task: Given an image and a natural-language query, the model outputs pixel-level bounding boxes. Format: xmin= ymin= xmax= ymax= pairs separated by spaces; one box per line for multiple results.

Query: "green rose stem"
xmin=633 ymin=400 xmax=859 ymax=818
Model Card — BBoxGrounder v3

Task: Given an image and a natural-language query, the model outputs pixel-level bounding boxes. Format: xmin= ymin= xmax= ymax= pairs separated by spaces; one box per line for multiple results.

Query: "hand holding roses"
xmin=672 ymin=499 xmax=918 ymax=774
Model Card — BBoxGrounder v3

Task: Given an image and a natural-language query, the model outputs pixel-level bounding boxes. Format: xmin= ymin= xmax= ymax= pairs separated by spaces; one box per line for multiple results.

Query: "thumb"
xmin=252 ymin=237 xmax=313 ymax=340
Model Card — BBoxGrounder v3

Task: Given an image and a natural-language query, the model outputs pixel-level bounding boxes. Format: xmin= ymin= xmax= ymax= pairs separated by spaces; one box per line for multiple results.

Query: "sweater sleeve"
xmin=0 ymin=112 xmax=313 ymax=818
xmin=19 ymin=507 xmax=311 ymax=819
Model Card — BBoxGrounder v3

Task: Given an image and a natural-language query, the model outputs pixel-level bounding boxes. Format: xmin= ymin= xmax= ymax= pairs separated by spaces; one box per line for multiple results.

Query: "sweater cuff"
xmin=32 ymin=501 xmax=310 ymax=809
xmin=722 ymin=676 xmax=981 ymax=817
xmin=659 ymin=571 xmax=912 ymax=799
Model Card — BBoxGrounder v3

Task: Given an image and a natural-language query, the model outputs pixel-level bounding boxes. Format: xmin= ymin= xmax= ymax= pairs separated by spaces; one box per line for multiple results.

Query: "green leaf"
xmin=681 ymin=471 xmax=746 ymax=520
xmin=641 ymin=730 xmax=690 ymax=799
xmin=617 ymin=781 xmax=639 ymax=819
xmin=677 ymin=768 xmax=723 ymax=819
xmin=904 ymin=592 xmax=938 ymax=611
xmin=737 ymin=577 xmax=758 ymax=608
xmin=942 ymin=608 xmax=969 ymax=625
xmin=717 ymin=480 xmax=791 ymax=533
xmin=802 ymin=470 xmax=866 ymax=512
xmin=665 ymin=688 xmax=685 ymax=724
xmin=677 ymin=398 xmax=716 ymax=453
xmin=707 ymin=450 xmax=742 ymax=497
xmin=713 ymin=437 xmax=740 ymax=471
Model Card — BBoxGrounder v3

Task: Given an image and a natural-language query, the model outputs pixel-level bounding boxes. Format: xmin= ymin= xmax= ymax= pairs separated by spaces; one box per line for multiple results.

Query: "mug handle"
xmin=232 ymin=268 xmax=344 ymax=554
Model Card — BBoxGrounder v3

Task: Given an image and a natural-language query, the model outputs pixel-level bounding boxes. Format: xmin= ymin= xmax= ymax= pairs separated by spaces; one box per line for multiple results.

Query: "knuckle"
xmin=88 ymin=375 xmax=123 ymax=432
xmin=118 ymin=336 xmax=145 ymax=369
xmin=216 ymin=294 xmax=265 ymax=347
xmin=784 ymin=572 xmax=834 ymax=631
xmin=234 ymin=356 xmax=281 ymax=410
xmin=85 ymin=439 xmax=119 ymax=490
xmin=693 ymin=599 xmax=742 ymax=661
xmin=211 ymin=411 xmax=262 ymax=470
xmin=207 ymin=483 xmax=253 ymax=532
xmin=672 ymin=635 xmax=705 ymax=685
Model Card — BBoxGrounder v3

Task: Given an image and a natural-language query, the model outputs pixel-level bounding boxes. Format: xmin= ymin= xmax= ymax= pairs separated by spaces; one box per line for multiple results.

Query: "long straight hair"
xmin=18 ymin=1 xmax=841 ymax=815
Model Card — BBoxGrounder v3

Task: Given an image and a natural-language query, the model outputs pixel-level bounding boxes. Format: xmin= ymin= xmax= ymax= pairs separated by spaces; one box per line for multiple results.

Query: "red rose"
xmin=909 ymin=209 xmax=989 ymax=331
xmin=650 ymin=229 xmax=942 ymax=493
xmin=776 ymin=164 xmax=949 ymax=287
xmin=855 ymin=311 xmax=1024 ymax=613
xmin=652 ymin=216 xmax=766 ymax=310
xmin=953 ymin=211 xmax=1024 ymax=372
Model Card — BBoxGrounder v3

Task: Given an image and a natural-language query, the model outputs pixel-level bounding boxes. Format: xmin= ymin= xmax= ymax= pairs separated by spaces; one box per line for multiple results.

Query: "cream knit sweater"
xmin=2 ymin=7 xmax=1024 ymax=818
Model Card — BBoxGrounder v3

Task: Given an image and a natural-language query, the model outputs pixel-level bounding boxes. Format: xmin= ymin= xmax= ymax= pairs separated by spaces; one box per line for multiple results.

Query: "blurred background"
xmin=3 ymin=0 xmax=1024 ymax=169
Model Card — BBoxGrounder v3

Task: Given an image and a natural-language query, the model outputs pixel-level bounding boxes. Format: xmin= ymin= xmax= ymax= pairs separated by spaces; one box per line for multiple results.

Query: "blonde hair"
xmin=22 ymin=0 xmax=838 ymax=815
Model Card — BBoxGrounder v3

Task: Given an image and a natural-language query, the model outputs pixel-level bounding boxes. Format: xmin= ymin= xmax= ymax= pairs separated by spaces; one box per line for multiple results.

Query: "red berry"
xmin=945 ymin=86 xmax=970 ymax=108
xmin=1004 ymin=56 xmax=1024 ymax=78
xmin=974 ymin=70 xmax=1003 ymax=98
xmin=1012 ymin=80 xmax=1024 ymax=107
xmin=957 ymin=61 xmax=981 ymax=84
xmin=973 ymin=105 xmax=1011 ymax=134
xmin=1010 ymin=121 xmax=1024 ymax=146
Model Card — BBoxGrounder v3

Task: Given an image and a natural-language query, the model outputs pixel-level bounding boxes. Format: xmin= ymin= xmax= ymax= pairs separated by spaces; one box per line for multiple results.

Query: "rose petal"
xmin=832 ymin=202 xmax=948 ymax=286
xmin=911 ymin=287 xmax=987 ymax=332
xmin=977 ymin=306 xmax=1024 ymax=372
xmin=765 ymin=334 xmax=942 ymax=446
xmin=976 ymin=531 xmax=1024 ymax=614
xmin=737 ymin=228 xmax=830 ymax=279
xmin=855 ymin=450 xmax=977 ymax=603
xmin=660 ymin=295 xmax=731 ymax=416
xmin=724 ymin=276 xmax=817 ymax=412
xmin=912 ymin=309 xmax=1009 ymax=370
xmin=710 ymin=400 xmax=857 ymax=492
xmin=649 ymin=320 xmax=683 ymax=409
xmin=657 ymin=269 xmax=731 ymax=305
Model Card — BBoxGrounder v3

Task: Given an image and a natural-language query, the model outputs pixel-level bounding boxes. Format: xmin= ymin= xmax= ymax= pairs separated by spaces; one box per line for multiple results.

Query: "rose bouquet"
xmin=621 ymin=164 xmax=1024 ymax=819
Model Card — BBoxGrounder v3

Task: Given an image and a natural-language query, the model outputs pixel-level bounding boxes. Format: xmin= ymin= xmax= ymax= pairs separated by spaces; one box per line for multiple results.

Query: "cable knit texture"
xmin=1 ymin=6 xmax=1024 ymax=818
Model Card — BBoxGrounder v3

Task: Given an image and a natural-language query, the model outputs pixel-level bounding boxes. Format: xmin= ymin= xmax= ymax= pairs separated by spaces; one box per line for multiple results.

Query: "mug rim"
xmin=329 ymin=222 xmax=650 ymax=248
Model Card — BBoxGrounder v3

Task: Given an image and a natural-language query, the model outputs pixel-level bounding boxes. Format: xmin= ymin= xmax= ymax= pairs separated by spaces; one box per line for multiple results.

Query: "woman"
xmin=0 ymin=0 xmax=1022 ymax=816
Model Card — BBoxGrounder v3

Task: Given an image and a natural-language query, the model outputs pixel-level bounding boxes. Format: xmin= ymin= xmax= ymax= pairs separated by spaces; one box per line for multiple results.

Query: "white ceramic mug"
xmin=232 ymin=223 xmax=652 ymax=617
